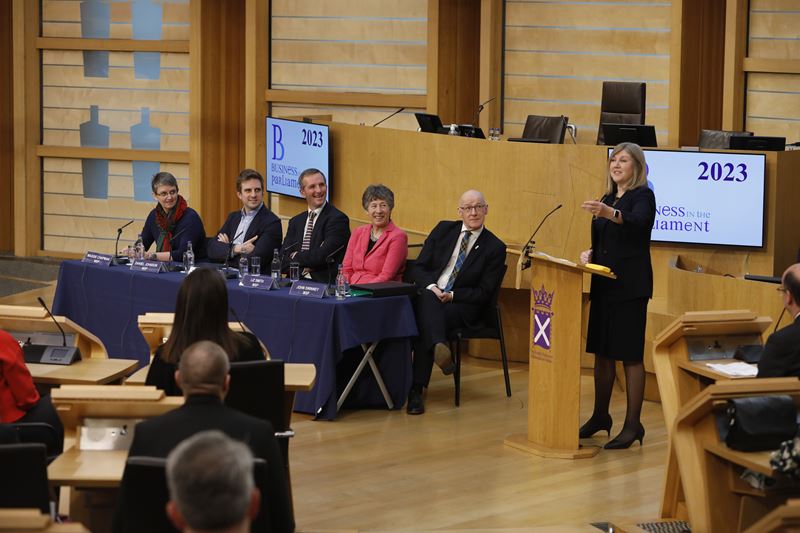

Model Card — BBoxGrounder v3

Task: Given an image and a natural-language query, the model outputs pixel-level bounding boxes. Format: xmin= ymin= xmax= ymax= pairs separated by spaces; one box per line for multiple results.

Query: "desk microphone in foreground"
xmin=520 ymin=204 xmax=562 ymax=271
xmin=21 ymin=298 xmax=81 ymax=365
xmin=113 ymin=219 xmax=135 ymax=265
xmin=373 ymin=107 xmax=405 ymax=127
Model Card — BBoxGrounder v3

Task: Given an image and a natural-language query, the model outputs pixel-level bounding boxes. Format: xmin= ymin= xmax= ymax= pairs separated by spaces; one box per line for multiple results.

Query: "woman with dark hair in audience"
xmin=578 ymin=142 xmax=656 ymax=450
xmin=145 ymin=268 xmax=265 ymax=395
xmin=139 ymin=171 xmax=206 ymax=262
xmin=0 ymin=329 xmax=64 ymax=452
xmin=342 ymin=184 xmax=408 ymax=284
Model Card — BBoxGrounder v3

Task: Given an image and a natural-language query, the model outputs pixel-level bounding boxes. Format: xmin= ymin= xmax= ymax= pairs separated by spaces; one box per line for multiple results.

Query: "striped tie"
xmin=444 ymin=230 xmax=471 ymax=292
xmin=300 ymin=211 xmax=317 ymax=251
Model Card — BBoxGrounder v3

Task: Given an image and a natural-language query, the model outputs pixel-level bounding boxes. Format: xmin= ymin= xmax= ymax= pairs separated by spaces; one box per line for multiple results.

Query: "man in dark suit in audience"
xmin=758 ymin=263 xmax=800 ymax=378
xmin=124 ymin=340 xmax=294 ymax=533
xmin=407 ymin=189 xmax=507 ymax=414
xmin=206 ymin=169 xmax=283 ymax=268
xmin=281 ymin=168 xmax=350 ymax=282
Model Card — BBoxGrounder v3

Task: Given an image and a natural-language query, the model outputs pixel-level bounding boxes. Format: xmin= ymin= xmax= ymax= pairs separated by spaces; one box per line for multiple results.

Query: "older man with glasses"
xmin=406 ymin=189 xmax=506 ymax=414
xmin=758 ymin=263 xmax=800 ymax=377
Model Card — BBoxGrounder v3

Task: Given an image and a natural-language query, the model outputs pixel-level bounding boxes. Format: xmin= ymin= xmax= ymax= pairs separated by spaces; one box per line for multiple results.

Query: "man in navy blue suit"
xmin=758 ymin=263 xmax=800 ymax=378
xmin=407 ymin=190 xmax=507 ymax=414
xmin=207 ymin=169 xmax=282 ymax=267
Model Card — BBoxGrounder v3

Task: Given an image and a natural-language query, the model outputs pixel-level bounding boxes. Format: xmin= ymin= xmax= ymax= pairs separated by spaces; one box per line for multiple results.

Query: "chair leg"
xmin=497 ymin=307 xmax=512 ymax=397
xmin=453 ymin=337 xmax=461 ymax=407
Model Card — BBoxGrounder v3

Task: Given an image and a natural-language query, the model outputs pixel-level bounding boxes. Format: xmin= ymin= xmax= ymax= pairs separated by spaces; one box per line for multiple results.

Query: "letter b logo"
xmin=271 ymin=124 xmax=284 ymax=160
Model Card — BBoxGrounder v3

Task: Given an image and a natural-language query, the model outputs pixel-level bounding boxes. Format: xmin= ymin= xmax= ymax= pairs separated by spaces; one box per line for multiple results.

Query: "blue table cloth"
xmin=52 ymin=261 xmax=417 ymax=419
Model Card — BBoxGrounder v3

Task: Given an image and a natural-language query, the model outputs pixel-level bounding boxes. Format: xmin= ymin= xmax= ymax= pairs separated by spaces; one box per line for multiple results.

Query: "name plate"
xmin=289 ymin=280 xmax=327 ymax=299
xmin=81 ymin=251 xmax=113 ymax=266
xmin=239 ymin=274 xmax=276 ymax=291
xmin=130 ymin=259 xmax=166 ymax=273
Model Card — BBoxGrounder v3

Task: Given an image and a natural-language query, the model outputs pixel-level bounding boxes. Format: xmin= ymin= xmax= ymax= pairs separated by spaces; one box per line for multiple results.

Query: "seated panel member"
xmin=207 ymin=169 xmax=282 ymax=266
xmin=758 ymin=263 xmax=800 ymax=378
xmin=141 ymin=172 xmax=206 ymax=262
xmin=281 ymin=168 xmax=350 ymax=282
xmin=407 ymin=190 xmax=506 ymax=415
xmin=145 ymin=268 xmax=265 ymax=396
xmin=123 ymin=341 xmax=293 ymax=533
xmin=342 ymin=184 xmax=408 ymax=284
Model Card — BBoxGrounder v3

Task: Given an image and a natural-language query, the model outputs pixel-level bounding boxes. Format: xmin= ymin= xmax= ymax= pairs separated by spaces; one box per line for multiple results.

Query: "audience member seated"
xmin=206 ymin=168 xmax=282 ymax=268
xmin=281 ymin=168 xmax=350 ymax=282
xmin=128 ymin=341 xmax=293 ymax=533
xmin=342 ymin=184 xmax=408 ymax=284
xmin=0 ymin=329 xmax=63 ymax=453
xmin=145 ymin=268 xmax=264 ymax=395
xmin=138 ymin=171 xmax=206 ymax=262
xmin=166 ymin=430 xmax=260 ymax=533
xmin=758 ymin=263 xmax=800 ymax=378
xmin=406 ymin=190 xmax=507 ymax=415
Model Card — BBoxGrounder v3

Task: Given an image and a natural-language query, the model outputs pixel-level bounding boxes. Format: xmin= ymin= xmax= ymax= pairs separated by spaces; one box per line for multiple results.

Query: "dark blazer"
xmin=145 ymin=332 xmax=264 ymax=397
xmin=141 ymin=206 xmax=206 ymax=262
xmin=206 ymin=206 xmax=283 ymax=266
xmin=412 ymin=221 xmax=506 ymax=326
xmin=758 ymin=316 xmax=800 ymax=378
xmin=282 ymin=203 xmax=350 ymax=282
xmin=589 ymin=185 xmax=656 ymax=303
xmin=125 ymin=394 xmax=294 ymax=533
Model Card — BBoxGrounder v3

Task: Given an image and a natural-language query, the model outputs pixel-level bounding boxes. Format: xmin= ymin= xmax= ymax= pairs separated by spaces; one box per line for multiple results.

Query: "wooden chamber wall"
xmin=501 ymin=0 xmax=671 ymax=145
xmin=0 ymin=0 xmax=13 ymax=252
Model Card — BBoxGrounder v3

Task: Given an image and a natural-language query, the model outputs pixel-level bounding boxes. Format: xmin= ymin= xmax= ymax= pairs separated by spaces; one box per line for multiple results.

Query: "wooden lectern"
xmin=652 ymin=310 xmax=772 ymax=520
xmin=505 ymin=252 xmax=615 ymax=459
xmin=0 ymin=304 xmax=107 ymax=359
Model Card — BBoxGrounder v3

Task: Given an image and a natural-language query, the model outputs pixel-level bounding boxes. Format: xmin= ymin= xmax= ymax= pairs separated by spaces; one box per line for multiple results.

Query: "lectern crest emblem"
xmin=532 ymin=284 xmax=555 ymax=350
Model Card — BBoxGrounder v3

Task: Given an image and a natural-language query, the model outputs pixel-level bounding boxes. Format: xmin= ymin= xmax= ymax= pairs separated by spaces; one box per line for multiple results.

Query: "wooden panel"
xmin=266 ymin=90 xmax=426 ymax=108
xmin=36 ymin=37 xmax=189 ymax=53
xmin=0 ymin=0 xmax=13 ymax=251
xmin=271 ymin=105 xmax=424 ymax=131
xmin=503 ymin=0 xmax=671 ymax=144
xmin=746 ymin=73 xmax=800 ymax=141
xmin=270 ymin=1 xmax=427 ymax=97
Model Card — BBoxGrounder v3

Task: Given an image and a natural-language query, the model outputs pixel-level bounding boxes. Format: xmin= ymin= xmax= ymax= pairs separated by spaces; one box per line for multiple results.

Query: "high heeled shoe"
xmin=579 ymin=415 xmax=613 ymax=438
xmin=604 ymin=423 xmax=645 ymax=449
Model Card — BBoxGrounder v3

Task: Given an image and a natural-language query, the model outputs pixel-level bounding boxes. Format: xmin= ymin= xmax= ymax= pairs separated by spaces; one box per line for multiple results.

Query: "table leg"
xmin=337 ymin=340 xmax=393 ymax=410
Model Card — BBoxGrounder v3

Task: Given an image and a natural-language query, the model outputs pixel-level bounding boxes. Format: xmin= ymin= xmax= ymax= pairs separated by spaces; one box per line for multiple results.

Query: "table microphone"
xmin=229 ymin=307 xmax=252 ymax=334
xmin=324 ymin=244 xmax=346 ymax=295
xmin=520 ymin=204 xmax=562 ymax=271
xmin=474 ymin=96 xmax=496 ymax=127
xmin=373 ymin=107 xmax=405 ymax=127
xmin=25 ymin=297 xmax=81 ymax=365
xmin=113 ymin=220 xmax=134 ymax=265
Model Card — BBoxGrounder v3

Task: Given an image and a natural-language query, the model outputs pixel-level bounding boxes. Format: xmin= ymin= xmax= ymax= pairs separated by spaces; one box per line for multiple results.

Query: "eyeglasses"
xmin=458 ymin=204 xmax=487 ymax=213
xmin=155 ymin=190 xmax=178 ymax=198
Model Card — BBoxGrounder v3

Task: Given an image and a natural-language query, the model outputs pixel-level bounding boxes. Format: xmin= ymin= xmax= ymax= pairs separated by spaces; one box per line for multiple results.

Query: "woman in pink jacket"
xmin=342 ymin=184 xmax=408 ymax=284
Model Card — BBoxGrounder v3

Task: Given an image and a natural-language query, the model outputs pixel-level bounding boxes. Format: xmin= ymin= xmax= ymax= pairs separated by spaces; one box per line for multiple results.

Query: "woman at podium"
xmin=579 ymin=142 xmax=656 ymax=449
xmin=145 ymin=268 xmax=265 ymax=395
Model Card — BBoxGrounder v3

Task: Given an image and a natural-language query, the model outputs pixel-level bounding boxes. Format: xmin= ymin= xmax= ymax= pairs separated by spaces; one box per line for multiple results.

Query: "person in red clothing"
xmin=0 ymin=329 xmax=63 ymax=451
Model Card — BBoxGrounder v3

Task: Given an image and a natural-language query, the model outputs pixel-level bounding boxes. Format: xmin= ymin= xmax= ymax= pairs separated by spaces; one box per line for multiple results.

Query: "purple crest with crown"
xmin=532 ymin=284 xmax=555 ymax=350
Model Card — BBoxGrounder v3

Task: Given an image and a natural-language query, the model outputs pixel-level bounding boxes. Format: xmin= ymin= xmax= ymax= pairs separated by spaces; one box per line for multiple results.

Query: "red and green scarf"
xmin=154 ymin=195 xmax=188 ymax=252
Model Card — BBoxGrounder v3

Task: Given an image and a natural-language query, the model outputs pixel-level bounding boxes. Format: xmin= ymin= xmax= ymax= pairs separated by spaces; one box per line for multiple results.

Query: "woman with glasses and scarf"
xmin=139 ymin=172 xmax=206 ymax=262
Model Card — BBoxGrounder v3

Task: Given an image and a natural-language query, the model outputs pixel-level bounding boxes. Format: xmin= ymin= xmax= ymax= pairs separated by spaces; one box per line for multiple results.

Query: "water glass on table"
xmin=239 ymin=255 xmax=249 ymax=278
xmin=289 ymin=261 xmax=300 ymax=282
xmin=250 ymin=256 xmax=261 ymax=276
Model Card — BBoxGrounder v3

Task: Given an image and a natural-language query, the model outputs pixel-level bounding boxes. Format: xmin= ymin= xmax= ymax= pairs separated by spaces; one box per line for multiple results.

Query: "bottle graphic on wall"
xmin=131 ymin=107 xmax=162 ymax=201
xmin=79 ymin=105 xmax=110 ymax=199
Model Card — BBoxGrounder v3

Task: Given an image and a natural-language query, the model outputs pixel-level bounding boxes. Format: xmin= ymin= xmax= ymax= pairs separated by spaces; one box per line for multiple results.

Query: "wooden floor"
xmin=4 ymin=283 xmax=669 ymax=532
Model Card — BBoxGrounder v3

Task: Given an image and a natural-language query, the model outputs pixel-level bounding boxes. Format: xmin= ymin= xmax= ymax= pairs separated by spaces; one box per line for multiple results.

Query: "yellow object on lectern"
xmin=584 ymin=263 xmax=612 ymax=273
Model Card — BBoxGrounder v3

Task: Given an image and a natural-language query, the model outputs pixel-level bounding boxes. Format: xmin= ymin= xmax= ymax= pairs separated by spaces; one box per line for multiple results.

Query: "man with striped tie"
xmin=282 ymin=168 xmax=350 ymax=282
xmin=407 ymin=190 xmax=506 ymax=414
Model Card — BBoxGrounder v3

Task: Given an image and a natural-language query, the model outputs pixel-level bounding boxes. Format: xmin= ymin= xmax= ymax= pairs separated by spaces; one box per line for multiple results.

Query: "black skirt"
xmin=586 ymin=296 xmax=648 ymax=362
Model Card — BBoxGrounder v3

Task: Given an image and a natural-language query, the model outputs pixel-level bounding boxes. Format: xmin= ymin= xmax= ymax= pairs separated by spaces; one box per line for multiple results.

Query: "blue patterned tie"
xmin=444 ymin=231 xmax=471 ymax=292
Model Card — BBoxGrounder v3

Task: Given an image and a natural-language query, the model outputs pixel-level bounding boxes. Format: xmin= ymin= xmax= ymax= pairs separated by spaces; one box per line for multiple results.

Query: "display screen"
xmin=609 ymin=149 xmax=766 ymax=247
xmin=265 ymin=117 xmax=330 ymax=200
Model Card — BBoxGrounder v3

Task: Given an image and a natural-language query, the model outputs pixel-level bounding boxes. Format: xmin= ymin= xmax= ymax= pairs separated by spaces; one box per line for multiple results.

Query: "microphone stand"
xmin=473 ymin=97 xmax=496 ymax=129
xmin=324 ymin=244 xmax=345 ymax=296
xmin=373 ymin=107 xmax=405 ymax=127
xmin=520 ymin=204 xmax=562 ymax=271
xmin=114 ymin=220 xmax=134 ymax=265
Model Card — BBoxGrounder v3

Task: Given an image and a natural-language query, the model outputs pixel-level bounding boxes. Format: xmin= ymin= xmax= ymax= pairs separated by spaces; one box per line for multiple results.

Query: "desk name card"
xmin=289 ymin=280 xmax=326 ymax=299
xmin=81 ymin=251 xmax=113 ymax=266
xmin=239 ymin=274 xmax=276 ymax=291
xmin=130 ymin=259 xmax=166 ymax=273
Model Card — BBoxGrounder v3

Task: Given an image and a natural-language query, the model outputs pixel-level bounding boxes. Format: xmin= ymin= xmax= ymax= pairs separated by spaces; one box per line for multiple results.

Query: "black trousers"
xmin=412 ymin=289 xmax=467 ymax=387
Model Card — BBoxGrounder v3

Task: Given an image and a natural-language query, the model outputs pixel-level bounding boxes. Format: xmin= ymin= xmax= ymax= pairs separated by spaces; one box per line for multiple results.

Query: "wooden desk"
xmin=29 ymin=358 xmax=138 ymax=385
xmin=0 ymin=509 xmax=90 ymax=532
xmin=48 ymin=447 xmax=127 ymax=488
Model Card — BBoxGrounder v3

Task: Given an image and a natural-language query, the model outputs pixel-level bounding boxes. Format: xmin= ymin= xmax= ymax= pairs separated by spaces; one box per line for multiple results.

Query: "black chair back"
xmin=12 ymin=422 xmax=62 ymax=463
xmin=522 ymin=115 xmax=569 ymax=144
xmin=113 ymin=456 xmax=270 ymax=533
xmin=226 ymin=359 xmax=287 ymax=432
xmin=0 ymin=443 xmax=51 ymax=514
xmin=698 ymin=129 xmax=753 ymax=149
xmin=596 ymin=81 xmax=646 ymax=144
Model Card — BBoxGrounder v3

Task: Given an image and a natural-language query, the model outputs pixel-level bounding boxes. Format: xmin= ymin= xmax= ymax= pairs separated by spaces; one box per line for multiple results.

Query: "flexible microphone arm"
xmin=37 ymin=297 xmax=67 ymax=347
xmin=114 ymin=219 xmax=134 ymax=258
xmin=373 ymin=107 xmax=405 ymax=127
xmin=474 ymin=96 xmax=496 ymax=128
xmin=228 ymin=230 xmax=245 ymax=260
xmin=229 ymin=306 xmax=252 ymax=334
xmin=324 ymin=244 xmax=346 ymax=294
xmin=520 ymin=204 xmax=562 ymax=271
